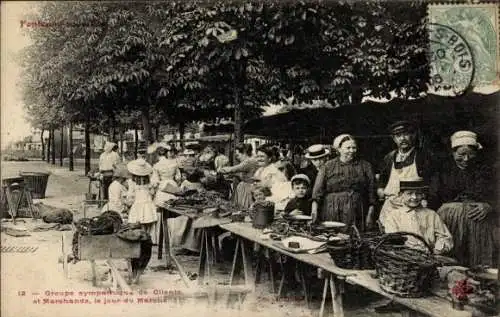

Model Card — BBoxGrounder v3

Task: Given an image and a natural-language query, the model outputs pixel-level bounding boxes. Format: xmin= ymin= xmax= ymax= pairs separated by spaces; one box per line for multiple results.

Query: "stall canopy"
xmin=244 ymin=92 xmax=499 ymax=143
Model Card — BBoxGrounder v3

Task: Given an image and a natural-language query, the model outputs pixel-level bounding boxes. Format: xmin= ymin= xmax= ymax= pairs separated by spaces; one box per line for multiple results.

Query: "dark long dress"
xmin=312 ymin=158 xmax=376 ymax=232
xmin=430 ymin=158 xmax=497 ymax=267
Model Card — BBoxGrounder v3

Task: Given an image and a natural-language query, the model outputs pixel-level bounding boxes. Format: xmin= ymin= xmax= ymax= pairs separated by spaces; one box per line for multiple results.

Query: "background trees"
xmin=20 ymin=0 xmax=429 ymax=170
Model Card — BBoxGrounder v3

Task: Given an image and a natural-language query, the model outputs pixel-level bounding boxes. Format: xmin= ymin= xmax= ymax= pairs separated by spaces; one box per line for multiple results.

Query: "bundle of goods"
xmin=71 ymin=211 xmax=123 ymax=261
xmin=373 ymin=231 xmax=439 ymax=298
xmin=252 ymin=200 xmax=275 ymax=229
xmin=168 ymin=190 xmax=227 ymax=209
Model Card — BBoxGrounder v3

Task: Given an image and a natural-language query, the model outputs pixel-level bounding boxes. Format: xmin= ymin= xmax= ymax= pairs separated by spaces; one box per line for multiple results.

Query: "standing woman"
xmin=99 ymin=141 xmax=122 ymax=200
xmin=430 ymin=131 xmax=496 ymax=267
xmin=219 ymin=143 xmax=259 ymax=209
xmin=127 ymin=158 xmax=159 ymax=244
xmin=253 ymin=144 xmax=290 ymax=206
xmin=312 ymin=134 xmax=376 ymax=231
xmin=151 ymin=143 xmax=182 ymax=205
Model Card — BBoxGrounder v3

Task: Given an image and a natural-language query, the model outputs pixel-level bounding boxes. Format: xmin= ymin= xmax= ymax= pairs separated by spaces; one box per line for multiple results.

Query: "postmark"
xmin=428 ymin=23 xmax=475 ymax=96
xmin=429 ymin=3 xmax=500 ymax=88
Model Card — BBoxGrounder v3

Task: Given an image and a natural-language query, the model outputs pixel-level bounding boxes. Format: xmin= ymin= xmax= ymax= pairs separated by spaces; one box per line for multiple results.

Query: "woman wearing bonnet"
xmin=312 ymin=134 xmax=376 ymax=232
xmin=430 ymin=131 xmax=497 ymax=267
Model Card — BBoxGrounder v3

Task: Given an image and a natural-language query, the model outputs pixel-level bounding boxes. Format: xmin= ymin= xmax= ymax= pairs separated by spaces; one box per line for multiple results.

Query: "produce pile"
xmin=167 ymin=190 xmax=239 ymax=212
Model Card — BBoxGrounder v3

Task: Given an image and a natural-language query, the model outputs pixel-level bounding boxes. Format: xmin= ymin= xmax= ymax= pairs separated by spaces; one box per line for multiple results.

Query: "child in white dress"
xmin=127 ymin=158 xmax=158 ymax=244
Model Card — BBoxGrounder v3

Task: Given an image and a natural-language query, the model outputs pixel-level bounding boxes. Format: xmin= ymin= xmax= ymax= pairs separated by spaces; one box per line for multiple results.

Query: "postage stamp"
xmin=428 ymin=3 xmax=499 ymax=89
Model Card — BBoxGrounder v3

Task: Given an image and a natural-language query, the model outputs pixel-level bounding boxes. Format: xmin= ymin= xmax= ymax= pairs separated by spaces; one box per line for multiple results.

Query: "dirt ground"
xmin=1 ymin=161 xmax=399 ymax=317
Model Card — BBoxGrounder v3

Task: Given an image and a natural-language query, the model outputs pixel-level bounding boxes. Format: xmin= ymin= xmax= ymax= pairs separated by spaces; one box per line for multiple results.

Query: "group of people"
xmin=98 ymin=119 xmax=497 ymax=269
xmin=220 ymin=121 xmax=497 ymax=268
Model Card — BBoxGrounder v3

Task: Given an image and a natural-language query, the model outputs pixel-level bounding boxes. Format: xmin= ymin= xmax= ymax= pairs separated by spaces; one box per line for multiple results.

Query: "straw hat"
xmin=113 ymin=164 xmax=130 ymax=179
xmin=127 ymin=158 xmax=153 ymax=176
xmin=104 ymin=141 xmax=116 ymax=152
xmin=399 ymin=177 xmax=428 ymax=191
xmin=304 ymin=144 xmax=330 ymax=159
xmin=450 ymin=131 xmax=482 ymax=149
xmin=157 ymin=142 xmax=172 ymax=151
xmin=147 ymin=143 xmax=158 ymax=154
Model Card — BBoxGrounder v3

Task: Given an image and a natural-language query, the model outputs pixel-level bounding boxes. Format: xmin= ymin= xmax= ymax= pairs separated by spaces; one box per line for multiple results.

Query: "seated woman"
xmin=383 ymin=177 xmax=453 ymax=254
xmin=429 ymin=131 xmax=497 ymax=267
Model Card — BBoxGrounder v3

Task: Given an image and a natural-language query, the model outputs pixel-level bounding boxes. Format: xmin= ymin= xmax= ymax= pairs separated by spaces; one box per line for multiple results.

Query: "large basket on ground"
xmin=373 ymin=232 xmax=438 ymax=298
xmin=327 ymin=226 xmax=383 ymax=270
xmin=20 ymin=172 xmax=50 ymax=199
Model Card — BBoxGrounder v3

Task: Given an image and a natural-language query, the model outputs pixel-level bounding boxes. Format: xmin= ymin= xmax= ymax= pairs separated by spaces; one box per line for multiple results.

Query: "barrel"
xmin=252 ymin=202 xmax=275 ymax=229
xmin=20 ymin=172 xmax=50 ymax=199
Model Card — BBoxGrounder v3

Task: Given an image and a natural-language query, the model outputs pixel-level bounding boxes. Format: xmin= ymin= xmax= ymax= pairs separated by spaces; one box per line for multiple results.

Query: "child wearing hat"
xmin=101 ymin=163 xmax=134 ymax=215
xmin=382 ymin=177 xmax=453 ymax=254
xmin=284 ymin=174 xmax=312 ymax=216
xmin=127 ymin=158 xmax=159 ymax=244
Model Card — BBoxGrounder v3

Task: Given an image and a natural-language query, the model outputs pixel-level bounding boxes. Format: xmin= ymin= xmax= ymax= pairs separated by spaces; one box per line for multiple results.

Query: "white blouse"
xmin=99 ymin=151 xmax=121 ymax=171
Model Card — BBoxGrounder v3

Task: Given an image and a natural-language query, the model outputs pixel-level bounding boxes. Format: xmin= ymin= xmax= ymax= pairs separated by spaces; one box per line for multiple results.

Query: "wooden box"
xmin=77 ymin=235 xmax=141 ymax=260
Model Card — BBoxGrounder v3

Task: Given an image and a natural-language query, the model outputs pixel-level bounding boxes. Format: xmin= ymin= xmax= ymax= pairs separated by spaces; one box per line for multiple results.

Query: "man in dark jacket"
xmin=299 ymin=144 xmax=330 ymax=187
xmin=377 ymin=121 xmax=437 ymax=225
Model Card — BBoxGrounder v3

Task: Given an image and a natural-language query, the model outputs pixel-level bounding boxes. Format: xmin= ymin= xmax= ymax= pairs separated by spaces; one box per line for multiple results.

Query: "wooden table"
xmin=159 ymin=205 xmax=228 ymax=287
xmin=220 ymin=222 xmax=351 ymax=316
xmin=220 ymin=222 xmax=472 ymax=317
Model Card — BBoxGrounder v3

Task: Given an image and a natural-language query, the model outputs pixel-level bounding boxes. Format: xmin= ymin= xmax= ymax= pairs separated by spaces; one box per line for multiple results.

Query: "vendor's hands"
xmin=377 ymin=188 xmax=385 ymax=200
xmin=289 ymin=209 xmax=303 ymax=216
xmin=365 ymin=206 xmax=375 ymax=229
xmin=466 ymin=204 xmax=489 ymax=222
xmin=311 ymin=201 xmax=318 ymax=223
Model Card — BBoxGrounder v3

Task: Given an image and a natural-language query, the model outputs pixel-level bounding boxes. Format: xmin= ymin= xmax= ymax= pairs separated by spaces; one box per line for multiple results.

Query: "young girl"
xmin=127 ymin=158 xmax=159 ymax=244
xmin=101 ymin=163 xmax=133 ymax=217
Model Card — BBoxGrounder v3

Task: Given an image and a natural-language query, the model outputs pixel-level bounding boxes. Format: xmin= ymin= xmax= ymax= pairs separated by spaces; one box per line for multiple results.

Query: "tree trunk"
xmin=234 ymin=87 xmax=242 ymax=145
xmin=40 ymin=129 xmax=45 ymax=161
xmin=178 ymin=121 xmax=185 ymax=149
xmin=119 ymin=128 xmax=124 ymax=158
xmin=84 ymin=119 xmax=91 ymax=175
xmin=134 ymin=129 xmax=139 ymax=159
xmin=46 ymin=130 xmax=51 ymax=163
xmin=141 ymin=106 xmax=152 ymax=144
xmin=59 ymin=126 xmax=64 ymax=166
xmin=51 ymin=129 xmax=56 ymax=165
xmin=69 ymin=122 xmax=74 ymax=171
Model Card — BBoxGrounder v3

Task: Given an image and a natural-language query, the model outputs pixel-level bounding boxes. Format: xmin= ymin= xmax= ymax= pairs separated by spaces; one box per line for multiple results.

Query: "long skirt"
xmin=232 ymin=181 xmax=254 ymax=210
xmin=321 ymin=191 xmax=365 ymax=232
xmin=167 ymin=216 xmax=201 ymax=252
xmin=437 ymin=202 xmax=496 ymax=267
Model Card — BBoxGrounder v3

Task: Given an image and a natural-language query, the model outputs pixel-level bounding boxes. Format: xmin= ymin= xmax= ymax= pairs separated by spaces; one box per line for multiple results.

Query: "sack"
xmin=38 ymin=203 xmax=73 ymax=224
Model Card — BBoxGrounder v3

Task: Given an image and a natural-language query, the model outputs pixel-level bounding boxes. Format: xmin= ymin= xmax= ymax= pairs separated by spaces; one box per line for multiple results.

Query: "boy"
xmin=283 ymin=174 xmax=312 ymax=216
xmin=382 ymin=177 xmax=453 ymax=254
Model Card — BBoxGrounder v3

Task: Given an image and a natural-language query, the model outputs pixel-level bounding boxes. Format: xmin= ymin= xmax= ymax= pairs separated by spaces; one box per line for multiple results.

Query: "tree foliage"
xmin=20 ymin=1 xmax=429 ymax=144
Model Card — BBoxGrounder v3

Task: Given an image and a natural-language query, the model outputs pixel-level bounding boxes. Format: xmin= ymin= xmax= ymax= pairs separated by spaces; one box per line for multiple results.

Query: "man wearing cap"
xmin=383 ymin=177 xmax=453 ymax=254
xmin=300 ymin=144 xmax=330 ymax=187
xmin=378 ymin=121 xmax=437 ymax=224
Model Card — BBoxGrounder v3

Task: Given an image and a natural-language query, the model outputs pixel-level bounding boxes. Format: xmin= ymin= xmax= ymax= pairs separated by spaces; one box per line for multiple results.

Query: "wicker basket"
xmin=327 ymin=226 xmax=380 ymax=270
xmin=373 ymin=232 xmax=438 ymax=298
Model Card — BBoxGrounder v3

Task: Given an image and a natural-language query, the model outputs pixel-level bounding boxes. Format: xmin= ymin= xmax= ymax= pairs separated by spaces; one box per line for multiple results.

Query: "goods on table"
xmin=373 ymin=231 xmax=439 ymax=298
xmin=167 ymin=190 xmax=238 ymax=211
xmin=252 ymin=200 xmax=275 ymax=229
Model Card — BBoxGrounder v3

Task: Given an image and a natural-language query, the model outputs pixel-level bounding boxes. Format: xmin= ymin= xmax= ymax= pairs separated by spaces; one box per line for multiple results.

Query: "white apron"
xmin=379 ymin=157 xmax=419 ymax=225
